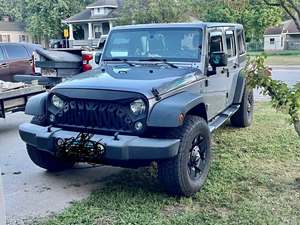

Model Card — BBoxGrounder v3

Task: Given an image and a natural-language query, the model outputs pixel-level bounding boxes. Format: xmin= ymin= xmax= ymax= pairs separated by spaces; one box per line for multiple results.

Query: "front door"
xmin=205 ymin=29 xmax=228 ymax=120
xmin=4 ymin=44 xmax=32 ymax=77
xmin=0 ymin=47 xmax=10 ymax=81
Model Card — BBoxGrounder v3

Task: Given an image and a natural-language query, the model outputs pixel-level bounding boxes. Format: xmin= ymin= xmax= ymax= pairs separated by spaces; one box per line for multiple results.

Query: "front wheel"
xmin=27 ymin=145 xmax=75 ymax=172
xmin=158 ymin=116 xmax=211 ymax=196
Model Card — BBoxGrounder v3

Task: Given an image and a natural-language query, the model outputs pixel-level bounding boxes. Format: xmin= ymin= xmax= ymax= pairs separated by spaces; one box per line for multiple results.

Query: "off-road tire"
xmin=158 ymin=116 xmax=211 ymax=197
xmin=231 ymin=86 xmax=254 ymax=128
xmin=27 ymin=145 xmax=75 ymax=172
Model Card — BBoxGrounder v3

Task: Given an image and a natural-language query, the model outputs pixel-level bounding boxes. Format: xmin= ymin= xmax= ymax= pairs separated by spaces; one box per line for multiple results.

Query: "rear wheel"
xmin=158 ymin=116 xmax=211 ymax=196
xmin=231 ymin=86 xmax=254 ymax=128
xmin=27 ymin=145 xmax=74 ymax=172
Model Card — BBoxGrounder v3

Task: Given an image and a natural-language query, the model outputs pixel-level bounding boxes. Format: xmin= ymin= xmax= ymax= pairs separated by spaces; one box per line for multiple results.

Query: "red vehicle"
xmin=0 ymin=43 xmax=43 ymax=81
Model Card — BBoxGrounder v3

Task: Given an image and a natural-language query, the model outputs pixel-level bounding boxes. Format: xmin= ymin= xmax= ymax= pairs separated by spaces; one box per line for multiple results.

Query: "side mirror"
xmin=95 ymin=52 xmax=102 ymax=65
xmin=209 ymin=52 xmax=228 ymax=67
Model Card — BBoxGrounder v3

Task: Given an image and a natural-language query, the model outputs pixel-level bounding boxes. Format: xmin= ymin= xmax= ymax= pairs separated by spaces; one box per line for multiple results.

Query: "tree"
xmin=0 ymin=0 xmax=27 ymax=22
xmin=24 ymin=0 xmax=93 ymax=46
xmin=118 ymin=0 xmax=191 ymax=25
xmin=263 ymin=0 xmax=300 ymax=31
xmin=197 ymin=0 xmax=282 ymax=41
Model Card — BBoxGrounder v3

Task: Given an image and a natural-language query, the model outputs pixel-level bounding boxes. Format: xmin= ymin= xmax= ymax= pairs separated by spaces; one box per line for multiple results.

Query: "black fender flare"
xmin=25 ymin=92 xmax=48 ymax=116
xmin=233 ymin=71 xmax=247 ymax=104
xmin=147 ymin=92 xmax=206 ymax=127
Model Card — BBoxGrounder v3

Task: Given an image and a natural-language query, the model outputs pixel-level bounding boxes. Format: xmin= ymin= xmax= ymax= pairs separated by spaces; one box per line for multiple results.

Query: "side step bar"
xmin=209 ymin=105 xmax=240 ymax=132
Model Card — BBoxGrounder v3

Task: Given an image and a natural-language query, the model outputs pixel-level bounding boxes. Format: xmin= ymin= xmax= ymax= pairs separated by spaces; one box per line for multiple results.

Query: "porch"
xmin=68 ymin=21 xmax=112 ymax=48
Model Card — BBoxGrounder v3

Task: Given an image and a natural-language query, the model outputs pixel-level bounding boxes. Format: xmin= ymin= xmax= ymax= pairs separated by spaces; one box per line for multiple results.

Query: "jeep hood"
xmin=54 ymin=65 xmax=201 ymax=98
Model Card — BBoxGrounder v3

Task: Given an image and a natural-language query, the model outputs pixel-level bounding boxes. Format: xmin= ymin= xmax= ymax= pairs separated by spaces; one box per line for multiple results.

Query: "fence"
xmin=246 ymin=41 xmax=264 ymax=52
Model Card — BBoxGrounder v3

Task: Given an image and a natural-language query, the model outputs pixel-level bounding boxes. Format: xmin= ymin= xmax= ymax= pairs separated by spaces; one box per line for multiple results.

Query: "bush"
xmin=245 ymin=55 xmax=300 ymax=136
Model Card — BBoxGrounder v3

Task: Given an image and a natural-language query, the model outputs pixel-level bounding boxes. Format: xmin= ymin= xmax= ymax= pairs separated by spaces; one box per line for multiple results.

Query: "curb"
xmin=269 ymin=65 xmax=300 ymax=70
xmin=0 ymin=168 xmax=6 ymax=225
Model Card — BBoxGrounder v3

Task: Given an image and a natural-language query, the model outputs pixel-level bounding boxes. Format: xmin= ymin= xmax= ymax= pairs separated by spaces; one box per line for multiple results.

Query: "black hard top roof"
xmin=113 ymin=22 xmax=243 ymax=30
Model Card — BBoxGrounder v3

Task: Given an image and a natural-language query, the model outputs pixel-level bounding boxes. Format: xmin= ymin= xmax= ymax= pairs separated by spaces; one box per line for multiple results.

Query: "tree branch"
xmin=262 ymin=0 xmax=281 ymax=7
xmin=263 ymin=0 xmax=300 ymax=31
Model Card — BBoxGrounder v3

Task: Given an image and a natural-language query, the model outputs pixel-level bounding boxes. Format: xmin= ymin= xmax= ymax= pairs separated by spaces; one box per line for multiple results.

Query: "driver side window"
xmin=207 ymin=31 xmax=224 ymax=75
xmin=209 ymin=31 xmax=224 ymax=55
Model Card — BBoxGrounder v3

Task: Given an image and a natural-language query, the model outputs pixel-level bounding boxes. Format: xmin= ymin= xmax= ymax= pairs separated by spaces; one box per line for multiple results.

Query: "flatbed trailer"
xmin=0 ymin=85 xmax=45 ymax=118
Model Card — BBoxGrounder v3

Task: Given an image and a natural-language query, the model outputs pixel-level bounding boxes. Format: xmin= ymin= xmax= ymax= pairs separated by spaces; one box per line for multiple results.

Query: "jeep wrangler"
xmin=19 ymin=23 xmax=253 ymax=196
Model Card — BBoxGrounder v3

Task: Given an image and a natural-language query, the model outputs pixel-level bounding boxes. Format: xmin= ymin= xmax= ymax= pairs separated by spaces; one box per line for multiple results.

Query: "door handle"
xmin=0 ymin=63 xmax=8 ymax=68
xmin=233 ymin=63 xmax=239 ymax=69
xmin=221 ymin=68 xmax=230 ymax=77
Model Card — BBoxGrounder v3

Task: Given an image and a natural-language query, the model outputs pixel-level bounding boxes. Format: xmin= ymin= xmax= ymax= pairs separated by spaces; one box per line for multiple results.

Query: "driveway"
xmin=0 ymin=68 xmax=299 ymax=224
xmin=0 ymin=113 xmax=122 ymax=225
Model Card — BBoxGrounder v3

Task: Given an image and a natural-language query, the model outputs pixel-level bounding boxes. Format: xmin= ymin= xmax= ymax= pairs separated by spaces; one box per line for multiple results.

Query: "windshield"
xmin=102 ymin=28 xmax=203 ymax=62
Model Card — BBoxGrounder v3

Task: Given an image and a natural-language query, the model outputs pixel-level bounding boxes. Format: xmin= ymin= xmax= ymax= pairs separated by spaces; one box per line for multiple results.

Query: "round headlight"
xmin=51 ymin=95 xmax=64 ymax=109
xmin=130 ymin=99 xmax=146 ymax=115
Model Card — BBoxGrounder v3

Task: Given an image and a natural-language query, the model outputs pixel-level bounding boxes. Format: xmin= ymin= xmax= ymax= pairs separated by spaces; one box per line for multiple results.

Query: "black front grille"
xmin=53 ymin=99 xmax=140 ymax=133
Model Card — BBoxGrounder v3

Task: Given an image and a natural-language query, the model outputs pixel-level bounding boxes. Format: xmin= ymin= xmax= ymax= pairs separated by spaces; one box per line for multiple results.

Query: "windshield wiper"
xmin=103 ymin=58 xmax=135 ymax=67
xmin=139 ymin=58 xmax=178 ymax=68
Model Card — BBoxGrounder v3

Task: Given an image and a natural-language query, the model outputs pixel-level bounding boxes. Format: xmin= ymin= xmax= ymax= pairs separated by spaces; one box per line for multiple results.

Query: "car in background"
xmin=0 ymin=43 xmax=43 ymax=82
xmin=49 ymin=39 xmax=69 ymax=49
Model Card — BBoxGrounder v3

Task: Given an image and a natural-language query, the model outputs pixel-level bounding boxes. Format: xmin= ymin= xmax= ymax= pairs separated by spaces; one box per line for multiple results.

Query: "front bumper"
xmin=19 ymin=123 xmax=180 ymax=161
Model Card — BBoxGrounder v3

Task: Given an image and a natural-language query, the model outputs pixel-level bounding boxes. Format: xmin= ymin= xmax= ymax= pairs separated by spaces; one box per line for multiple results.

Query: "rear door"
xmin=224 ymin=28 xmax=239 ymax=106
xmin=4 ymin=44 xmax=32 ymax=76
xmin=0 ymin=46 xmax=10 ymax=81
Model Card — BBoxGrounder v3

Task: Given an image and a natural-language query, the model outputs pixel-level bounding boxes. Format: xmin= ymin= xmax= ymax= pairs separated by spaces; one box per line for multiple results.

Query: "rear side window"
xmin=225 ymin=30 xmax=236 ymax=58
xmin=5 ymin=45 xmax=29 ymax=59
xmin=237 ymin=30 xmax=246 ymax=55
xmin=0 ymin=48 xmax=4 ymax=61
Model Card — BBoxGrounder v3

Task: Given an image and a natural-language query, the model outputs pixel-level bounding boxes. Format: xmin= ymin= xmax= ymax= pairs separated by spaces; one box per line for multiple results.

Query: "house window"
xmin=94 ymin=7 xmax=106 ymax=15
xmin=0 ymin=35 xmax=11 ymax=43
xmin=94 ymin=25 xmax=102 ymax=38
xmin=270 ymin=38 xmax=275 ymax=45
xmin=102 ymin=22 xmax=110 ymax=35
xmin=19 ymin=35 xmax=28 ymax=42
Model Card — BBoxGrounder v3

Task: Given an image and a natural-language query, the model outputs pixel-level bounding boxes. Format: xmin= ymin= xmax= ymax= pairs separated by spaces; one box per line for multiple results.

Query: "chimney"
xmin=2 ymin=16 xmax=11 ymax=22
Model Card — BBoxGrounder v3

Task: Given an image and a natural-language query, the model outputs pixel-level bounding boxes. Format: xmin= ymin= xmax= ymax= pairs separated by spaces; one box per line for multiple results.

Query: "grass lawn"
xmin=34 ymin=102 xmax=300 ymax=225
xmin=266 ymin=56 xmax=300 ymax=66
xmin=248 ymin=51 xmax=300 ymax=66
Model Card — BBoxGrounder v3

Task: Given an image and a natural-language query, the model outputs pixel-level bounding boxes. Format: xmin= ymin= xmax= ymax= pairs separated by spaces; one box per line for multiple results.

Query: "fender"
xmin=25 ymin=92 xmax=48 ymax=116
xmin=233 ymin=71 xmax=246 ymax=104
xmin=147 ymin=92 xmax=206 ymax=127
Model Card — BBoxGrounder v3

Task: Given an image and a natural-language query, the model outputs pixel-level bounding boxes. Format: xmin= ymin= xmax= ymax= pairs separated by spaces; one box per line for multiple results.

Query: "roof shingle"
xmin=0 ymin=22 xmax=26 ymax=32
xmin=265 ymin=20 xmax=300 ymax=35
xmin=64 ymin=0 xmax=123 ymax=23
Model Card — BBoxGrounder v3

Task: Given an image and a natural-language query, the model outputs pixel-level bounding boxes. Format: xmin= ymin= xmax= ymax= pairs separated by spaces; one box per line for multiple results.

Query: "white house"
xmin=63 ymin=0 xmax=123 ymax=48
xmin=264 ymin=20 xmax=300 ymax=51
xmin=0 ymin=16 xmax=31 ymax=43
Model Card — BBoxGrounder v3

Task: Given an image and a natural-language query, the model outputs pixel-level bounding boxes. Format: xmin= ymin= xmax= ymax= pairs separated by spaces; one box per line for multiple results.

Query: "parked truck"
xmin=15 ymin=36 xmax=107 ymax=87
